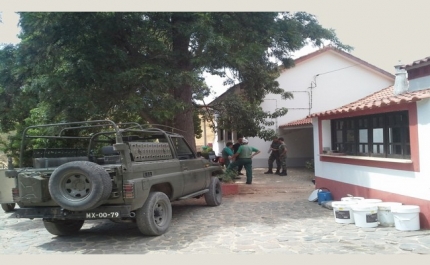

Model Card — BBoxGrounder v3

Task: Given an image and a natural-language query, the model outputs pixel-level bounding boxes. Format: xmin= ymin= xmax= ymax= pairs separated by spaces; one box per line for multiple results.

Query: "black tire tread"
xmin=1 ymin=203 xmax=16 ymax=212
xmin=48 ymin=161 xmax=112 ymax=211
xmin=136 ymin=192 xmax=172 ymax=236
xmin=204 ymin=177 xmax=222 ymax=206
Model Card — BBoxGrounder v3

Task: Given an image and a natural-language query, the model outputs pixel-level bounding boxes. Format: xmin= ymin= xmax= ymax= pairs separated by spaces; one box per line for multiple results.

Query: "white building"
xmin=210 ymin=46 xmax=394 ymax=168
xmin=309 ymin=56 xmax=430 ymax=229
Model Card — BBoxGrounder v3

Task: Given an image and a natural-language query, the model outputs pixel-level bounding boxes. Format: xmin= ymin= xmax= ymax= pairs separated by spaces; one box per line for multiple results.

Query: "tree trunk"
xmin=171 ymin=13 xmax=197 ymax=152
xmin=173 ymin=84 xmax=196 ymax=152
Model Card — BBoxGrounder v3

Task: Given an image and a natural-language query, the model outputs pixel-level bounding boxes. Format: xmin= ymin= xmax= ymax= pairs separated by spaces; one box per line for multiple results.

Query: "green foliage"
xmin=203 ymin=93 xmax=290 ymax=141
xmin=193 ymin=111 xmax=203 ymax=139
xmin=200 ymin=145 xmax=213 ymax=159
xmin=0 ymin=12 xmax=350 ymax=158
xmin=220 ymin=170 xmax=236 ymax=183
xmin=305 ymin=159 xmax=315 ymax=172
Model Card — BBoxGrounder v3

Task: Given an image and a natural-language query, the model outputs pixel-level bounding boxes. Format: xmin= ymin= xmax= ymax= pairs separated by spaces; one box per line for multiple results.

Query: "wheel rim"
xmin=153 ymin=200 xmax=168 ymax=227
xmin=60 ymin=173 xmax=92 ymax=200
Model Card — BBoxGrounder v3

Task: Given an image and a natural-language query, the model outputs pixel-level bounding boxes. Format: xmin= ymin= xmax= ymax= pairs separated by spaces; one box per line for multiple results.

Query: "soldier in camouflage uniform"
xmin=264 ymin=136 xmax=281 ymax=174
xmin=278 ymin=137 xmax=287 ymax=176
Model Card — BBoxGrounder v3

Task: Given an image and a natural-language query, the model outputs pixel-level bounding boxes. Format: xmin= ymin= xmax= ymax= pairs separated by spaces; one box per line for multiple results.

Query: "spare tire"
xmin=48 ymin=161 xmax=112 ymax=211
xmin=1 ymin=203 xmax=16 ymax=212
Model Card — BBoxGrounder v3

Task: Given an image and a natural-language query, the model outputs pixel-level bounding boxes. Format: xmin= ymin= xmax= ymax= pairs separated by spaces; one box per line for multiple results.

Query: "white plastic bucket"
xmin=341 ymin=197 xmax=364 ymax=201
xmin=392 ymin=205 xmax=420 ymax=231
xmin=351 ymin=204 xmax=379 ymax=228
xmin=358 ymin=199 xmax=382 ymax=204
xmin=376 ymin=202 xmax=402 ymax=227
xmin=332 ymin=201 xmax=359 ymax=224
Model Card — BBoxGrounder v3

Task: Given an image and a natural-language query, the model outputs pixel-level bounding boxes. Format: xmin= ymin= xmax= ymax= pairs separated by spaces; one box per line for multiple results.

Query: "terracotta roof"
xmin=309 ymin=86 xmax=430 ymax=118
xmin=279 ymin=117 xmax=312 ymax=128
xmin=287 ymin=46 xmax=394 ymax=79
xmin=402 ymin=57 xmax=430 ymax=69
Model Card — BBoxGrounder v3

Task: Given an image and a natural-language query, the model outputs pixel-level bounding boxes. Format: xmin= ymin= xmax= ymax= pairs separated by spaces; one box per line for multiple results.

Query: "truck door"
xmin=170 ymin=137 xmax=207 ymax=195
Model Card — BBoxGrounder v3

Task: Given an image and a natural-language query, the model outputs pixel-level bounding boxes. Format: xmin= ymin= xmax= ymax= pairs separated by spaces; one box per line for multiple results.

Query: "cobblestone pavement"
xmin=1 ymin=168 xmax=430 ymax=255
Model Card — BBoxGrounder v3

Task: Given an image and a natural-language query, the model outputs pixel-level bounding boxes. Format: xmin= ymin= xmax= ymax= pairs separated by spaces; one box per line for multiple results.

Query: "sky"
xmin=1 ymin=0 xmax=430 ymax=102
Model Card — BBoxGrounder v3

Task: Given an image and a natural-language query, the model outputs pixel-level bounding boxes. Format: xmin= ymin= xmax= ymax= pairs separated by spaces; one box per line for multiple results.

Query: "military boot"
xmin=264 ymin=170 xmax=273 ymax=174
xmin=278 ymin=170 xmax=287 ymax=176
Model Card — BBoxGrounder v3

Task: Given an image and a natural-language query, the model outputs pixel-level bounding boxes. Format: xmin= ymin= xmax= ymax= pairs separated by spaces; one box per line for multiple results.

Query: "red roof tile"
xmin=279 ymin=117 xmax=312 ymax=128
xmin=403 ymin=57 xmax=430 ymax=69
xmin=309 ymin=87 xmax=430 ymax=118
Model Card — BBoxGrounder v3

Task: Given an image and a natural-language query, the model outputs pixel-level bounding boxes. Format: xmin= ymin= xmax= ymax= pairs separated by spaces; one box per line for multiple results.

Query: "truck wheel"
xmin=204 ymin=177 xmax=222 ymax=206
xmin=136 ymin=192 xmax=172 ymax=236
xmin=1 ymin=203 xmax=16 ymax=212
xmin=48 ymin=161 xmax=112 ymax=211
xmin=43 ymin=219 xmax=85 ymax=236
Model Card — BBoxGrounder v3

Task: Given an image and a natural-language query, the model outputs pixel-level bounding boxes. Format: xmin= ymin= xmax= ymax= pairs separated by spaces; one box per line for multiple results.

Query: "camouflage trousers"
xmin=268 ymin=152 xmax=281 ymax=172
xmin=279 ymin=155 xmax=287 ymax=171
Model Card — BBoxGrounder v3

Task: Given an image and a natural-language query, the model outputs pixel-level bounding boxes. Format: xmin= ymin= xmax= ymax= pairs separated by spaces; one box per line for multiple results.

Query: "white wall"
xmin=321 ymin=120 xmax=331 ymax=150
xmin=409 ymin=76 xmax=430 ymax=92
xmin=267 ymin=50 xmax=394 ymax=126
xmin=417 ymin=98 xmax=430 ymax=176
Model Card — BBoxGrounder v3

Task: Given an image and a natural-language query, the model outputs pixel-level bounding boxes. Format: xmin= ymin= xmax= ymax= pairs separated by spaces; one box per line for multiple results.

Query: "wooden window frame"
xmin=318 ymin=103 xmax=420 ymax=172
xmin=330 ymin=111 xmax=410 ymax=159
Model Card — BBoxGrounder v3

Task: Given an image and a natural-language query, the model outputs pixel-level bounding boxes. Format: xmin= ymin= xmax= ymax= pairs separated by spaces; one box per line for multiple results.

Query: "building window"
xmin=227 ymin=131 xmax=232 ymax=141
xmin=331 ymin=111 xmax=410 ymax=159
xmin=219 ymin=129 xmax=224 ymax=141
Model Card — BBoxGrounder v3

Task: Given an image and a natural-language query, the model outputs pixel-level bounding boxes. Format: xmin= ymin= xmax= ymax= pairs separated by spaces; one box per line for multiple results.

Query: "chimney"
xmin=393 ymin=62 xmax=409 ymax=95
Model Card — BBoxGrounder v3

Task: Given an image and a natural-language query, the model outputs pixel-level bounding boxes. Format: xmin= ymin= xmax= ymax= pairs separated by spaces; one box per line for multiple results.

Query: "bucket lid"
xmin=351 ymin=204 xmax=378 ymax=211
xmin=358 ymin=199 xmax=382 ymax=204
xmin=377 ymin=202 xmax=402 ymax=210
xmin=391 ymin=205 xmax=420 ymax=213
xmin=308 ymin=190 xmax=319 ymax=202
xmin=332 ymin=200 xmax=359 ymax=207
xmin=341 ymin=197 xmax=364 ymax=201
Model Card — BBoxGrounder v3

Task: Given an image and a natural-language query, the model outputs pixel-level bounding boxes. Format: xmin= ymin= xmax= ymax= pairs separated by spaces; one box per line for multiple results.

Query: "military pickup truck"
xmin=0 ymin=120 xmax=223 ymax=236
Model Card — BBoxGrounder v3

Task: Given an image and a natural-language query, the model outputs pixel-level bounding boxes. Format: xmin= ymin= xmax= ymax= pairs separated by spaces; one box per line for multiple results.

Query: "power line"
xmin=315 ymin=63 xmax=360 ymax=77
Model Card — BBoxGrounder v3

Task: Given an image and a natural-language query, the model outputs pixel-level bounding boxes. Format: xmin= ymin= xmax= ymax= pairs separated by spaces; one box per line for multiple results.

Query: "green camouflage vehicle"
xmin=0 ymin=120 xmax=223 ymax=236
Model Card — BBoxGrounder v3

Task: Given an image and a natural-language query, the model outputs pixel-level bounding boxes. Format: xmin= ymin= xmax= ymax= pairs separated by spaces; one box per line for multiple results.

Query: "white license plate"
xmin=85 ymin=212 xmax=120 ymax=219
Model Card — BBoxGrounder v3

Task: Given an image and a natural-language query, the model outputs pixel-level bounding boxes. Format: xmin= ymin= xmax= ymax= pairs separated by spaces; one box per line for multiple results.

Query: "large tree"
xmin=0 ymin=12 xmax=350 ymax=152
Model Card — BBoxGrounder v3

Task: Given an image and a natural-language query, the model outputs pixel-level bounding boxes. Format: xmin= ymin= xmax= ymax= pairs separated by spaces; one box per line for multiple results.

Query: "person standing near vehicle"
xmin=232 ymin=137 xmax=244 ymax=175
xmin=264 ymin=136 xmax=281 ymax=174
xmin=277 ymin=137 xmax=288 ymax=176
xmin=221 ymin=142 xmax=234 ymax=168
xmin=227 ymin=138 xmax=261 ymax=184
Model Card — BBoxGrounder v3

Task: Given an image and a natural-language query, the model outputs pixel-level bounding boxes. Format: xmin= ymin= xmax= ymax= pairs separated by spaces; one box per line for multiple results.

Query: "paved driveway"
xmin=1 ymin=168 xmax=430 ymax=255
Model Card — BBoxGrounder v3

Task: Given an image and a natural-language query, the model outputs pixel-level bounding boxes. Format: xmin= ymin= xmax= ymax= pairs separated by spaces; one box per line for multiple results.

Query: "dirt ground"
xmin=171 ymin=166 xmax=316 ymax=207
xmin=231 ymin=167 xmax=316 ymax=202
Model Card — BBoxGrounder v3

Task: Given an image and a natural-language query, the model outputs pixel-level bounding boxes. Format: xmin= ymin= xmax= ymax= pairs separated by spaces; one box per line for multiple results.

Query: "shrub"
xmin=305 ymin=159 xmax=315 ymax=172
xmin=220 ymin=170 xmax=237 ymax=183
